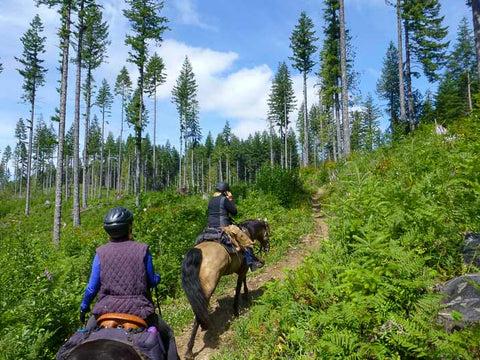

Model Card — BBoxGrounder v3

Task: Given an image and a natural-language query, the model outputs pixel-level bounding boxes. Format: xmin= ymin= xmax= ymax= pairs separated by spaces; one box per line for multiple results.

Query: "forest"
xmin=0 ymin=0 xmax=479 ymax=359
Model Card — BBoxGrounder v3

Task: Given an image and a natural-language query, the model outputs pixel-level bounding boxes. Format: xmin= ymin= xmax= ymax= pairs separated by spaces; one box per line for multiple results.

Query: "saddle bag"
xmin=194 ymin=228 xmax=237 ymax=254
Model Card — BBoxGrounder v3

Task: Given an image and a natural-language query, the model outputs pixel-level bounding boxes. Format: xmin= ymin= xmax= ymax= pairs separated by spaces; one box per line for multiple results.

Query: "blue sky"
xmin=0 ymin=0 xmax=472 ymax=156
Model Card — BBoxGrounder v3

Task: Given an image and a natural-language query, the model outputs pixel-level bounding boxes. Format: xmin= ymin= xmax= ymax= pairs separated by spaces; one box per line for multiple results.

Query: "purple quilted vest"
xmin=92 ymin=240 xmax=155 ymax=319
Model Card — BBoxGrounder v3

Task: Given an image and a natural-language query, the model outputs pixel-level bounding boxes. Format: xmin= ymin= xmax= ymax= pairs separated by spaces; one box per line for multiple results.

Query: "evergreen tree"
xmin=376 ymin=41 xmax=403 ymax=137
xmin=403 ymin=0 xmax=449 ymax=131
xmin=445 ymin=17 xmax=477 ymax=113
xmin=361 ymin=94 xmax=382 ymax=151
xmin=95 ymin=78 xmax=113 ymax=199
xmin=1 ymin=146 xmax=13 ymax=189
xmin=81 ymin=2 xmax=109 ymax=208
xmin=36 ymin=0 xmax=75 ymax=244
xmin=14 ymin=119 xmax=28 ymax=195
xmin=267 ymin=61 xmax=296 ymax=169
xmin=145 ymin=53 xmax=166 ymax=190
xmin=339 ymin=0 xmax=351 ymax=156
xmin=386 ymin=0 xmax=408 ymax=125
xmin=289 ymin=11 xmax=318 ymax=167
xmin=418 ymin=89 xmax=436 ymax=124
xmin=467 ymin=0 xmax=480 ymax=79
xmin=318 ymin=0 xmax=357 ymax=160
xmin=71 ymin=0 xmax=95 ymax=225
xmin=114 ymin=66 xmax=132 ymax=195
xmin=171 ymin=56 xmax=198 ymax=190
xmin=15 ymin=14 xmax=47 ymax=215
xmin=123 ymin=0 xmax=168 ymax=206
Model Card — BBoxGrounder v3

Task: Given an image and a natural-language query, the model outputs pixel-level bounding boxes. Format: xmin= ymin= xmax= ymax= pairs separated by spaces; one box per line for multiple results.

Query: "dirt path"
xmin=175 ymin=190 xmax=328 ymax=359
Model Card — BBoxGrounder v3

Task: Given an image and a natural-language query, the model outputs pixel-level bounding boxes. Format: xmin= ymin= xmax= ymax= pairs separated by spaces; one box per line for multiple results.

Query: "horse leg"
xmin=185 ymin=317 xmax=200 ymax=360
xmin=233 ymin=274 xmax=243 ymax=317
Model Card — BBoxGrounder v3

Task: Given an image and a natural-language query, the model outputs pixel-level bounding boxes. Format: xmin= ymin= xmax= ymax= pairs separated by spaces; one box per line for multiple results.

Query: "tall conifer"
xmin=145 ymin=53 xmax=166 ymax=190
xmin=267 ymin=61 xmax=296 ymax=169
xmin=289 ymin=11 xmax=318 ymax=167
xmin=95 ymin=78 xmax=113 ymax=199
xmin=16 ymin=14 xmax=47 ymax=215
xmin=123 ymin=0 xmax=168 ymax=206
xmin=114 ymin=66 xmax=132 ymax=195
xmin=171 ymin=56 xmax=198 ymax=190
xmin=36 ymin=0 xmax=75 ymax=244
xmin=81 ymin=2 xmax=109 ymax=208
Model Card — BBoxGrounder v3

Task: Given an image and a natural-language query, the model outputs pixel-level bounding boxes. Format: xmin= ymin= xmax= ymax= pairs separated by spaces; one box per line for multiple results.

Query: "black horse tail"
xmin=181 ymin=248 xmax=210 ymax=330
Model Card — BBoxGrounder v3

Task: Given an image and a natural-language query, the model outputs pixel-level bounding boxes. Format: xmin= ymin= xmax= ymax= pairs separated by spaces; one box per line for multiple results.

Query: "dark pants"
xmin=244 ymin=247 xmax=255 ymax=265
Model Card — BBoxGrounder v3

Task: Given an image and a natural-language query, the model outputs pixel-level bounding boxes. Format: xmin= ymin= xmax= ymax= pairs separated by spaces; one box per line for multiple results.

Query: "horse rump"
xmin=57 ymin=327 xmax=167 ymax=360
xmin=61 ymin=339 xmax=142 ymax=360
xmin=181 ymin=248 xmax=211 ymax=329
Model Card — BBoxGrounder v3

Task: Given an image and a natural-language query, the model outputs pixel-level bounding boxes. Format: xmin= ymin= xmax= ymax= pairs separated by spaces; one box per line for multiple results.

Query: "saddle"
xmin=97 ymin=313 xmax=148 ymax=330
xmin=194 ymin=227 xmax=237 ymax=254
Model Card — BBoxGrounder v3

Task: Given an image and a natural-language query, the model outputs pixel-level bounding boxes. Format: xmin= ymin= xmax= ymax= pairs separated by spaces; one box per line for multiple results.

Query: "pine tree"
xmin=289 ymin=11 xmax=318 ymax=167
xmin=376 ymin=41 xmax=403 ymax=137
xmin=339 ymin=0 xmax=350 ymax=156
xmin=71 ymin=0 xmax=95 ymax=225
xmin=95 ymin=78 xmax=113 ymax=199
xmin=386 ymin=0 xmax=408 ymax=124
xmin=14 ymin=119 xmax=28 ymax=196
xmin=446 ymin=17 xmax=477 ymax=113
xmin=267 ymin=61 xmax=296 ymax=169
xmin=123 ymin=0 xmax=168 ymax=206
xmin=114 ymin=66 xmax=132 ymax=195
xmin=145 ymin=53 xmax=166 ymax=190
xmin=403 ymin=0 xmax=449 ymax=131
xmin=81 ymin=2 xmax=109 ymax=208
xmin=466 ymin=0 xmax=480 ymax=79
xmin=15 ymin=14 xmax=47 ymax=215
xmin=361 ymin=94 xmax=382 ymax=151
xmin=36 ymin=0 xmax=75 ymax=245
xmin=171 ymin=56 xmax=198 ymax=190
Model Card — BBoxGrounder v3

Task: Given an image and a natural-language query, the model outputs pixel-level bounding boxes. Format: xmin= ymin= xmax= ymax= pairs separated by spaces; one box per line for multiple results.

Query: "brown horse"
xmin=181 ymin=219 xmax=270 ymax=359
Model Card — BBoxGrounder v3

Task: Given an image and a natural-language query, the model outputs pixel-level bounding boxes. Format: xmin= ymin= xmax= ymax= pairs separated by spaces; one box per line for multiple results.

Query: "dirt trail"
xmin=175 ymin=190 xmax=328 ymax=359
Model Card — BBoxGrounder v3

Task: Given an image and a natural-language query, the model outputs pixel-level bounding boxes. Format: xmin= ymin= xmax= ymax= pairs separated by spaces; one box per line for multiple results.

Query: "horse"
xmin=181 ymin=219 xmax=270 ymax=359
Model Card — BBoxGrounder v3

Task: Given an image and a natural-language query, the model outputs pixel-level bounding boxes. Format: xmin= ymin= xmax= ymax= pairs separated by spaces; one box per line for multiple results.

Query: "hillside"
xmin=212 ymin=119 xmax=480 ymax=359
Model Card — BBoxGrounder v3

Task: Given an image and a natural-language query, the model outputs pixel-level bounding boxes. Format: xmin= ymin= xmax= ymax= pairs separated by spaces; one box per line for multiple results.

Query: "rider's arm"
xmin=145 ymin=249 xmax=160 ymax=288
xmin=224 ymin=198 xmax=237 ymax=216
xmin=80 ymin=254 xmax=101 ymax=312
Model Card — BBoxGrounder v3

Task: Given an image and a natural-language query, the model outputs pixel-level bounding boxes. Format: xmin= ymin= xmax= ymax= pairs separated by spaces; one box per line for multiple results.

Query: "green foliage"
xmin=256 ymin=165 xmax=307 ymax=207
xmin=215 ymin=116 xmax=480 ymax=359
xmin=0 ymin=178 xmax=312 ymax=358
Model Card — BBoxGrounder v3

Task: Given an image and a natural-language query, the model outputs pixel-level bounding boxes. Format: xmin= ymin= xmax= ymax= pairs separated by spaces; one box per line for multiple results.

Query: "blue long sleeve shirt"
xmin=80 ymin=250 xmax=160 ymax=312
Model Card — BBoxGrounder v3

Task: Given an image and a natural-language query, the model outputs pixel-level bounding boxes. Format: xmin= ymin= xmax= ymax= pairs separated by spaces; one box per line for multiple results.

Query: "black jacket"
xmin=207 ymin=195 xmax=237 ymax=227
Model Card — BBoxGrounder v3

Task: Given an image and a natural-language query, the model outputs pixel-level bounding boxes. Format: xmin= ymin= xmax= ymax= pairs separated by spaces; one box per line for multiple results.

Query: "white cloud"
xmin=172 ymin=0 xmax=215 ymax=30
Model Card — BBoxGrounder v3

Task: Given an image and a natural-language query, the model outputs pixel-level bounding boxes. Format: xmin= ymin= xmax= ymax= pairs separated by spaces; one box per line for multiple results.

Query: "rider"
xmin=79 ymin=207 xmax=178 ymax=358
xmin=207 ymin=182 xmax=264 ymax=271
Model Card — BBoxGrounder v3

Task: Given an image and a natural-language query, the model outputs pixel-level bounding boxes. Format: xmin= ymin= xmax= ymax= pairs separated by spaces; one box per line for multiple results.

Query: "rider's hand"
xmin=226 ymin=191 xmax=233 ymax=201
xmin=79 ymin=310 xmax=88 ymax=324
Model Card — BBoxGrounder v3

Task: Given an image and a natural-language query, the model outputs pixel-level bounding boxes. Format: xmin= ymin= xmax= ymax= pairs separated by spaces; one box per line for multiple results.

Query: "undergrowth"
xmin=0 ymin=182 xmax=313 ymax=359
xmin=214 ymin=117 xmax=480 ymax=359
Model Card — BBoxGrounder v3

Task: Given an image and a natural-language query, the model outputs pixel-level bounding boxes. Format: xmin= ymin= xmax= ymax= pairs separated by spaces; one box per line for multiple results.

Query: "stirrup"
xmin=97 ymin=313 xmax=148 ymax=329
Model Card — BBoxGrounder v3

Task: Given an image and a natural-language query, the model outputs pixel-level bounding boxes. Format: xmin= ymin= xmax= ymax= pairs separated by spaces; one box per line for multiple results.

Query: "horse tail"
xmin=181 ymin=248 xmax=210 ymax=329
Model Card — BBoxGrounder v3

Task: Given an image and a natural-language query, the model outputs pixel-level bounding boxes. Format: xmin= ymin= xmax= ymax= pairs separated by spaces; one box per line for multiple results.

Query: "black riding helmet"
xmin=215 ymin=181 xmax=230 ymax=193
xmin=103 ymin=207 xmax=133 ymax=240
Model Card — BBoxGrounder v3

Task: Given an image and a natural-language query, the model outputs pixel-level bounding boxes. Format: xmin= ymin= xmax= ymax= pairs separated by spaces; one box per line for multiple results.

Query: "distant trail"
xmin=175 ymin=188 xmax=328 ymax=359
